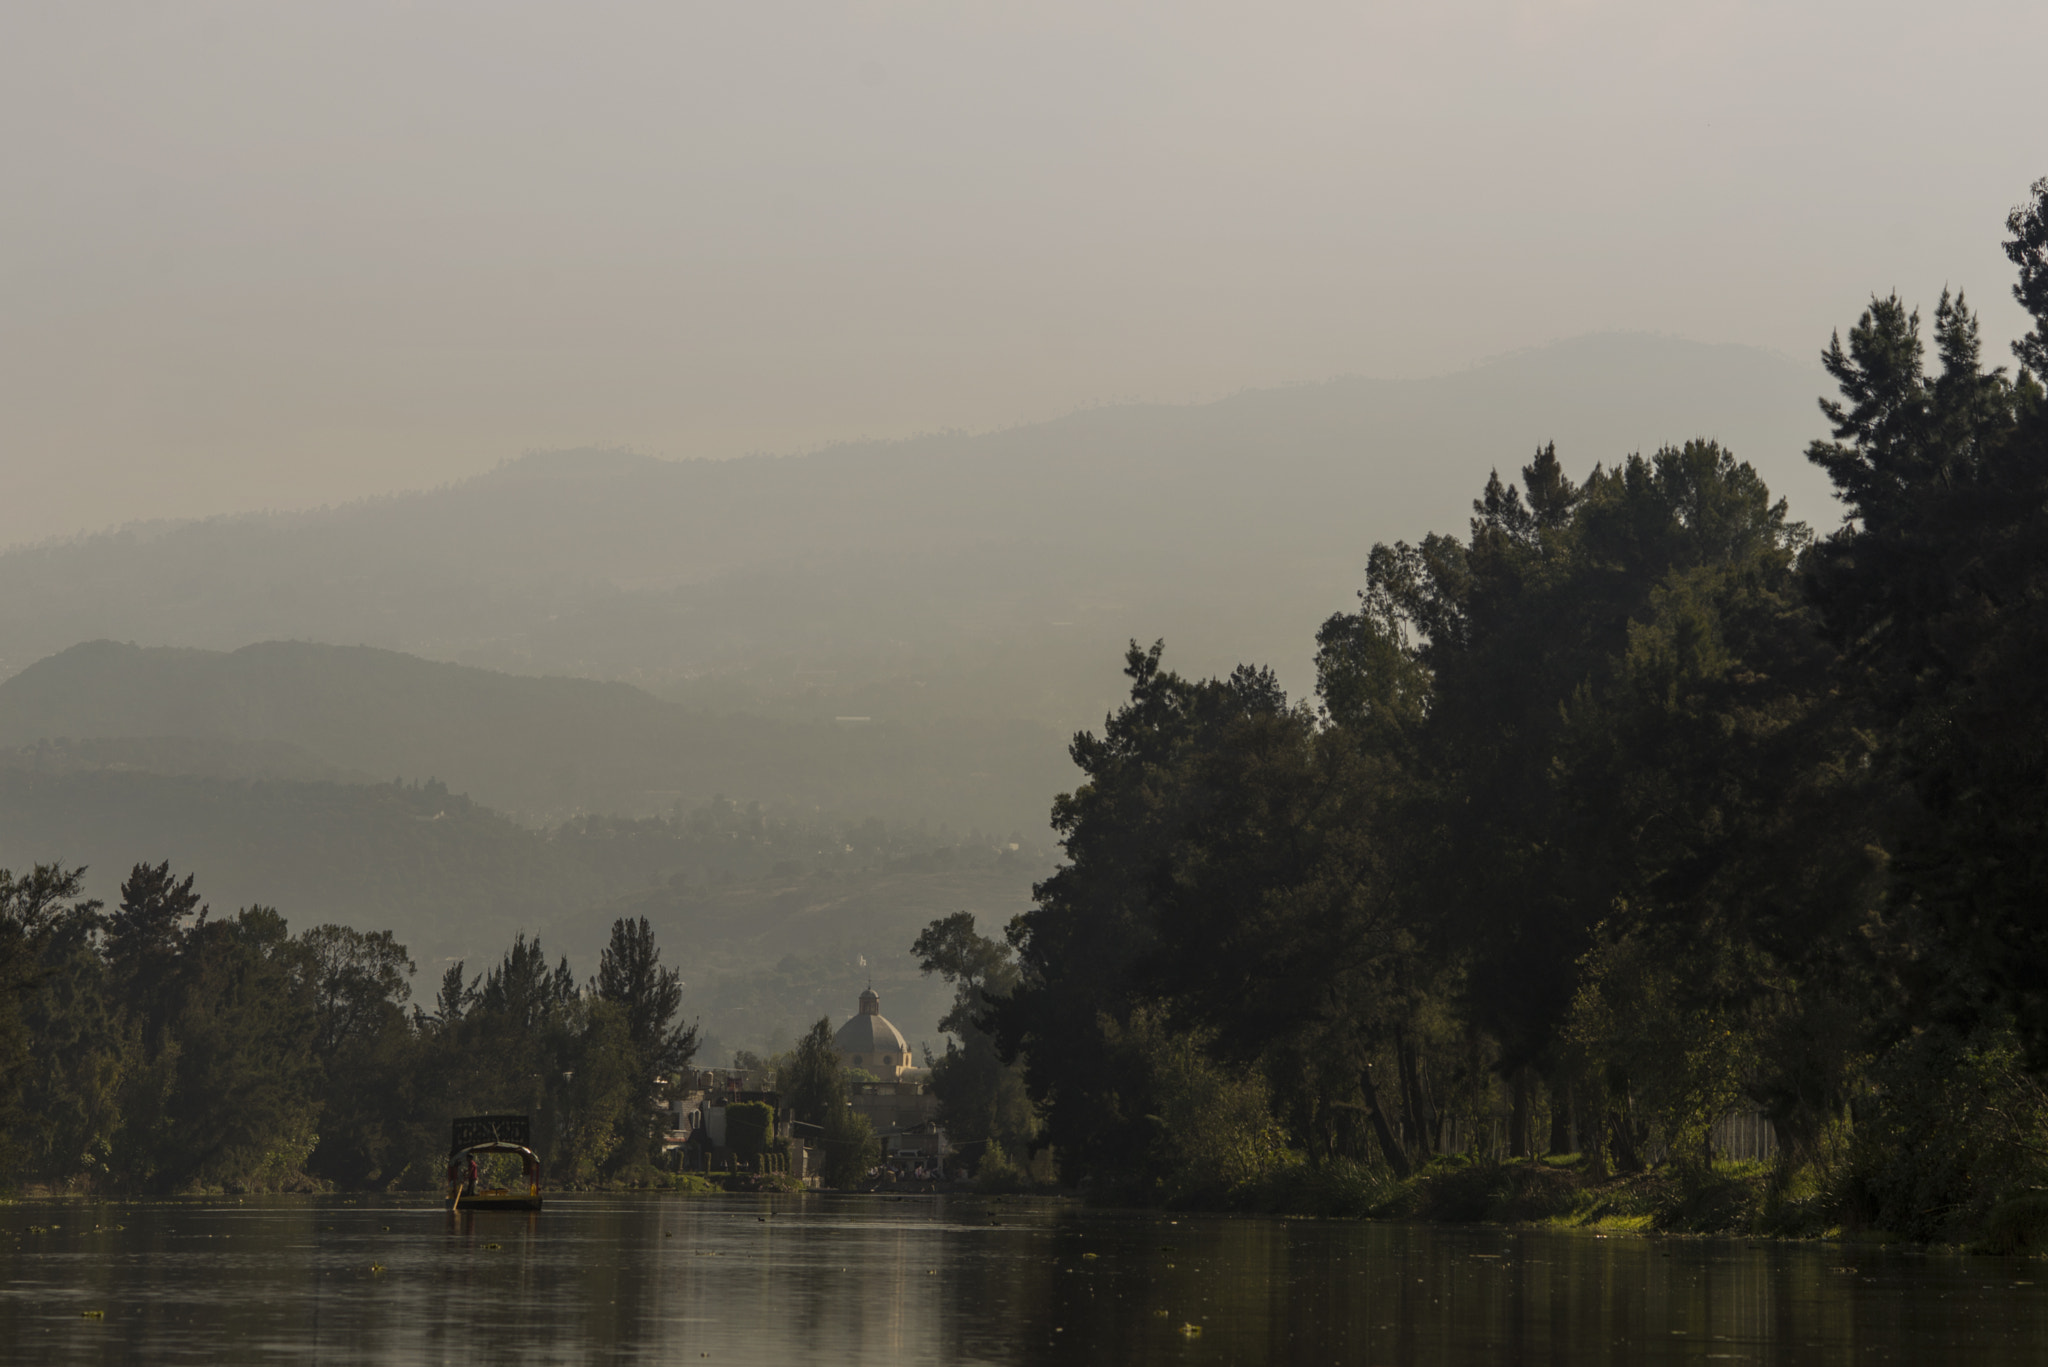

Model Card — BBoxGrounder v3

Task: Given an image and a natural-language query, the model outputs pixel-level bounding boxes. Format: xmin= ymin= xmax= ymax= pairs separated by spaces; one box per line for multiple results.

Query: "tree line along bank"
xmin=960 ymin=178 xmax=2048 ymax=1243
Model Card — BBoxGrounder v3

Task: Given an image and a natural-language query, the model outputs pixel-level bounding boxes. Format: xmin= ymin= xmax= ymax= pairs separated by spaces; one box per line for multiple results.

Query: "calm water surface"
xmin=0 ymin=1194 xmax=2042 ymax=1364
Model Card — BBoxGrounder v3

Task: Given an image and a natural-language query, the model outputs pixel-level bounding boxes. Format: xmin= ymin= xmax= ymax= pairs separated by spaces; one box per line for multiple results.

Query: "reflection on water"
xmin=0 ymin=1194 xmax=2043 ymax=1364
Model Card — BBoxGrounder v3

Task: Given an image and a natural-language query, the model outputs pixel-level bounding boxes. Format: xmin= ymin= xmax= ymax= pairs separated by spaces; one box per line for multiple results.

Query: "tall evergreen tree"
xmin=1801 ymin=208 xmax=2048 ymax=1062
xmin=2006 ymin=176 xmax=2048 ymax=375
xmin=475 ymin=933 xmax=576 ymax=1029
xmin=590 ymin=916 xmax=697 ymax=1169
xmin=593 ymin=916 xmax=698 ymax=1081
xmin=103 ymin=862 xmax=206 ymax=1040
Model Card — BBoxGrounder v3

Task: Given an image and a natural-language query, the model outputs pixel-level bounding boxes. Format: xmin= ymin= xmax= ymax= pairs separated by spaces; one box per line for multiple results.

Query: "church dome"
xmin=834 ymin=1012 xmax=909 ymax=1055
xmin=833 ymin=988 xmax=910 ymax=1068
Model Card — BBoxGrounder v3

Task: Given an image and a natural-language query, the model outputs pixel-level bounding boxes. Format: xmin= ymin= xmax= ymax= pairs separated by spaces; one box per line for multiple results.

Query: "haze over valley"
xmin=0 ymin=335 xmax=1828 ymax=719
xmin=0 ymin=334 xmax=1832 ymax=1052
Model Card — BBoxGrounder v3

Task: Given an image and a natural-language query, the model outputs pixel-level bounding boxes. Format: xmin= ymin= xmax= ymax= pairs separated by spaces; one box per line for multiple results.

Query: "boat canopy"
xmin=450 ymin=1114 xmax=530 ymax=1153
xmin=455 ymin=1139 xmax=540 ymax=1160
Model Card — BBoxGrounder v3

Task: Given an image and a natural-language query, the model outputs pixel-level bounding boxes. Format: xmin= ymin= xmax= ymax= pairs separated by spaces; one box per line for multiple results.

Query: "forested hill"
xmin=0 ymin=335 xmax=1824 ymax=726
xmin=0 ymin=764 xmax=1046 ymax=1023
xmin=0 ymin=769 xmax=585 ymax=956
xmin=0 ymin=639 xmax=1069 ymax=832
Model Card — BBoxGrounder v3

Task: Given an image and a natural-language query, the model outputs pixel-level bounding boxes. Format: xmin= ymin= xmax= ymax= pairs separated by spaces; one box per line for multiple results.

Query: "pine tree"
xmin=593 ymin=917 xmax=697 ymax=1080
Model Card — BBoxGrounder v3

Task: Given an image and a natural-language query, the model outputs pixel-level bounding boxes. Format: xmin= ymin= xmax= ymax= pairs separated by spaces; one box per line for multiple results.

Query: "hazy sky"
xmin=3 ymin=0 xmax=2042 ymax=549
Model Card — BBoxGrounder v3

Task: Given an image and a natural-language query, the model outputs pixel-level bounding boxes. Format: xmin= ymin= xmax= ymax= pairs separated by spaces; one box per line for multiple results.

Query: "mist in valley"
xmin=0 ymin=337 xmax=1828 ymax=1038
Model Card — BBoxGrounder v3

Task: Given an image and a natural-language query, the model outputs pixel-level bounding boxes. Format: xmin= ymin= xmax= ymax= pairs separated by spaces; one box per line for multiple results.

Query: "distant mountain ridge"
xmin=0 ymin=335 xmax=1833 ymax=722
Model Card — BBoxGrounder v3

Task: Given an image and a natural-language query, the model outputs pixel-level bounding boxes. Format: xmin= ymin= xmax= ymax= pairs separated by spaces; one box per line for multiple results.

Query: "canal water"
xmin=1 ymin=1193 xmax=2043 ymax=1364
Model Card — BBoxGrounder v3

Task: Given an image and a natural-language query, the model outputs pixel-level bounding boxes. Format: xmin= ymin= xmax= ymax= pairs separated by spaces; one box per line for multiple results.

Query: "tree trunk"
xmin=1356 ymin=1064 xmax=1411 ymax=1180
xmin=1609 ymin=1093 xmax=1643 ymax=1174
xmin=1394 ymin=1025 xmax=1436 ymax=1160
xmin=1509 ymin=1066 xmax=1531 ymax=1159
xmin=1583 ymin=1082 xmax=1608 ymax=1182
xmin=1548 ymin=1077 xmax=1571 ymax=1156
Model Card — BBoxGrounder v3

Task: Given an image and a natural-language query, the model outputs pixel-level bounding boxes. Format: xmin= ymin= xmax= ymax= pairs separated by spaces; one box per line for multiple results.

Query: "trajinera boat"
xmin=445 ymin=1114 xmax=544 ymax=1212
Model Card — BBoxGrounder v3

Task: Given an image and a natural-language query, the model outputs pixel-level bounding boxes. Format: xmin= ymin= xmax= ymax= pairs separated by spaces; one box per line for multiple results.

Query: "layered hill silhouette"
xmin=0 ymin=334 xmax=1836 ymax=1055
xmin=0 ymin=640 xmax=1068 ymax=832
xmin=0 ymin=770 xmax=591 ymax=954
xmin=0 ymin=335 xmax=1831 ymax=728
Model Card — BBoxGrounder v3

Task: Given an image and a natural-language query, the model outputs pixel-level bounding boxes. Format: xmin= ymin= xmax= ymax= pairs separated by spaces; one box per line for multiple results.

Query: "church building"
xmin=832 ymin=987 xmax=943 ymax=1162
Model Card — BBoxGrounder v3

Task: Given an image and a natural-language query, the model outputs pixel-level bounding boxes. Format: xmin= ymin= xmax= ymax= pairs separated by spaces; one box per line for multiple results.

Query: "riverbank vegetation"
xmin=0 ymin=861 xmax=699 ymax=1194
xmin=972 ymin=179 xmax=2048 ymax=1248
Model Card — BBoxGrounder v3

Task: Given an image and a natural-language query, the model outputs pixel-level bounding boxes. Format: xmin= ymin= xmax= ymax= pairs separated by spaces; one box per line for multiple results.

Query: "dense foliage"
xmin=989 ymin=179 xmax=2048 ymax=1238
xmin=775 ymin=1019 xmax=880 ymax=1186
xmin=0 ymin=867 xmax=699 ymax=1194
xmin=912 ymin=912 xmax=1041 ymax=1175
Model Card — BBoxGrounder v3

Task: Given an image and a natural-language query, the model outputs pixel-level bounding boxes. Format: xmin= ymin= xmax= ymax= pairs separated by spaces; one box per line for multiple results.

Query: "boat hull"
xmin=447 ymin=1195 xmax=543 ymax=1212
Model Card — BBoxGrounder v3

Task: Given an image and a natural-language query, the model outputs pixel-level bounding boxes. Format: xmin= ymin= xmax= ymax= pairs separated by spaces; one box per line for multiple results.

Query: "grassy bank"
xmin=1223 ymin=1154 xmax=2048 ymax=1253
xmin=1227 ymin=1155 xmax=1841 ymax=1241
xmin=1381 ymin=1156 xmax=1818 ymax=1237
